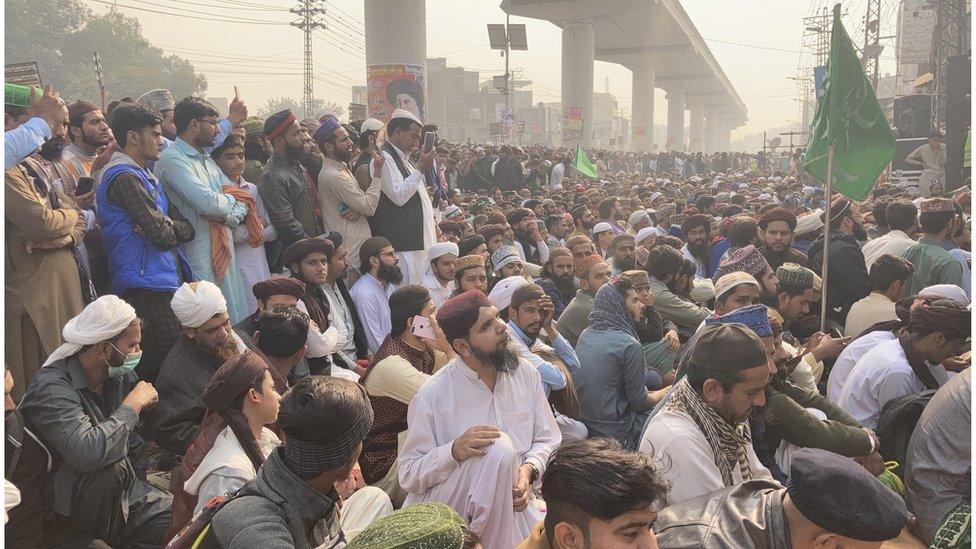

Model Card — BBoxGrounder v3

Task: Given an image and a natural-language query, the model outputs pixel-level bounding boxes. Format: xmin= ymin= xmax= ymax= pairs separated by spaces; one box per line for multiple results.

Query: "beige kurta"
xmin=318 ymin=156 xmax=381 ymax=272
xmin=5 ymin=165 xmax=86 ymax=397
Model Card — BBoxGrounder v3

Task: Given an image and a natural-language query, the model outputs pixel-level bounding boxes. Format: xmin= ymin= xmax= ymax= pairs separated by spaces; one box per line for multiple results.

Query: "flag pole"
xmin=819 ymin=145 xmax=834 ymax=333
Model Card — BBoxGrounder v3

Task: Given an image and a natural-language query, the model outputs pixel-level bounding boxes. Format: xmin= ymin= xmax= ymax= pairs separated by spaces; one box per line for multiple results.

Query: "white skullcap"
xmin=389 ymin=108 xmax=422 ymax=126
xmin=690 ymin=278 xmax=716 ymax=304
xmin=628 ymin=210 xmax=651 ymax=228
xmin=635 ymin=226 xmax=662 ymax=245
xmin=443 ymin=205 xmax=462 ymax=218
xmin=714 ymin=272 xmax=759 ymax=300
xmin=428 ymin=242 xmax=459 ymax=262
xmin=43 ymin=295 xmax=138 ymax=367
xmin=592 ymin=221 xmax=614 ymax=235
xmin=648 ymin=192 xmax=664 ymax=204
xmin=919 ymin=284 xmax=970 ymax=306
xmin=360 ymin=118 xmax=384 ymax=132
xmin=488 ymin=275 xmax=529 ymax=311
xmin=795 ymin=210 xmax=824 ymax=236
xmin=171 ymin=281 xmax=229 ymax=328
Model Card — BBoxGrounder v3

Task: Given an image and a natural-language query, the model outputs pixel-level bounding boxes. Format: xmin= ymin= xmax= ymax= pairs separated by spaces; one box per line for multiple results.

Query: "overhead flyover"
xmin=503 ymin=0 xmax=748 ymax=151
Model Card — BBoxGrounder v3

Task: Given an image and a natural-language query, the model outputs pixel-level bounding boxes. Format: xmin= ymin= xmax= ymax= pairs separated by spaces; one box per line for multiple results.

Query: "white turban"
xmin=919 ymin=284 xmax=970 ymax=306
xmin=171 ymin=281 xmax=228 ymax=328
xmin=43 ymin=295 xmax=138 ymax=367
xmin=628 ymin=210 xmax=651 ymax=229
xmin=428 ymin=242 xmax=459 ymax=263
xmin=635 ymin=226 xmax=662 ymax=245
xmin=488 ymin=275 xmax=530 ymax=311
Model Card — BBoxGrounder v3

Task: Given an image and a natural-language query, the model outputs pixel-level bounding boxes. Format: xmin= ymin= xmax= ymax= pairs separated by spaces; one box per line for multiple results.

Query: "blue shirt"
xmin=5 ymin=117 xmax=50 ymax=168
xmin=508 ymin=320 xmax=580 ymax=396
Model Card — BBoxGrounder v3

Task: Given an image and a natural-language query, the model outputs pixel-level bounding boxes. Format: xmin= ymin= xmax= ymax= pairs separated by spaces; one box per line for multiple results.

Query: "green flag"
xmin=574 ymin=145 xmax=598 ymax=179
xmin=803 ymin=3 xmax=895 ymax=201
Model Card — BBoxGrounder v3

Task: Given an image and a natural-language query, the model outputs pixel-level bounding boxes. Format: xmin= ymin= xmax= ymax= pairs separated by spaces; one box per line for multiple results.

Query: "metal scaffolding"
xmin=290 ymin=0 xmax=326 ymax=119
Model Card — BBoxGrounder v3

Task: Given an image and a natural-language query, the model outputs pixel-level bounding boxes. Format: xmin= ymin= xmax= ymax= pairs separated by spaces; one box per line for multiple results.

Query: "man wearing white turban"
xmin=144 ymin=281 xmax=247 ymax=456
xmin=18 ymin=296 xmax=173 ymax=547
xmin=422 ymin=242 xmax=459 ymax=308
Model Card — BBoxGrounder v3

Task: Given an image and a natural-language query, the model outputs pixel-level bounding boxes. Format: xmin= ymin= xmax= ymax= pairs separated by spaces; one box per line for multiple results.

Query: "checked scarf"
xmin=665 ymin=378 xmax=753 ymax=487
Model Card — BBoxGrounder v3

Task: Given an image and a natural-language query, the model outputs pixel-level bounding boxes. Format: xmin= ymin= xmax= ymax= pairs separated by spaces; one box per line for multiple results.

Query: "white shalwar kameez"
xmin=398 ymin=357 xmax=561 ymax=548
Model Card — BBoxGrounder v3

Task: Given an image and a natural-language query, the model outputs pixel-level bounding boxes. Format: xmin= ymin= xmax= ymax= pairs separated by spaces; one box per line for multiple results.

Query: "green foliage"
xmin=5 ymin=0 xmax=206 ymax=103
xmin=258 ymin=97 xmax=345 ymax=120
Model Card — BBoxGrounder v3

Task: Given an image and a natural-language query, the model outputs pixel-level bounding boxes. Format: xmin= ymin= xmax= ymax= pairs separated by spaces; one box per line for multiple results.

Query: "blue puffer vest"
xmin=95 ymin=163 xmax=192 ymax=294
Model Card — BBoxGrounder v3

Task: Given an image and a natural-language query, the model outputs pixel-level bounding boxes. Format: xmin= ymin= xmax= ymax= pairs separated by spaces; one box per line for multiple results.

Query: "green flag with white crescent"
xmin=574 ymin=145 xmax=598 ymax=179
xmin=803 ymin=3 xmax=895 ymax=201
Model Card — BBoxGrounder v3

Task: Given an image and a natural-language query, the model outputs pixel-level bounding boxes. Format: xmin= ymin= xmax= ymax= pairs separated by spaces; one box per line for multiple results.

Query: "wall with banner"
xmin=562 ymin=106 xmax=582 ymax=143
xmin=367 ymin=64 xmax=426 ymax=122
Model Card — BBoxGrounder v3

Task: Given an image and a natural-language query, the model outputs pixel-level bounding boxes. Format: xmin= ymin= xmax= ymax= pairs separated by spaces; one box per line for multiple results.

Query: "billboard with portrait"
xmin=367 ymin=64 xmax=426 ymax=122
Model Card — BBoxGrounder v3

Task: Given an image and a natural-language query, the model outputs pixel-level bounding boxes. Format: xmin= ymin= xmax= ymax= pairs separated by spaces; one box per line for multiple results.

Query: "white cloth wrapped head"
xmin=919 ymin=284 xmax=970 ymax=306
xmin=488 ymin=275 xmax=530 ymax=312
xmin=428 ymin=242 xmax=459 ymax=263
xmin=43 ymin=295 xmax=137 ymax=367
xmin=171 ymin=281 xmax=228 ymax=328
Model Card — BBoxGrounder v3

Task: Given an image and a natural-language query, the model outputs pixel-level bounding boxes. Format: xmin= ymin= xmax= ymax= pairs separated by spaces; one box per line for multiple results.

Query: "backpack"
xmin=165 ymin=487 xmax=247 ymax=549
xmin=876 ymin=389 xmax=936 ymax=480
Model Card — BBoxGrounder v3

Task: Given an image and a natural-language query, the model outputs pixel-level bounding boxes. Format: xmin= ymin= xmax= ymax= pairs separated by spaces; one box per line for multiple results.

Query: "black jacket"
xmin=807 ymin=231 xmax=871 ymax=324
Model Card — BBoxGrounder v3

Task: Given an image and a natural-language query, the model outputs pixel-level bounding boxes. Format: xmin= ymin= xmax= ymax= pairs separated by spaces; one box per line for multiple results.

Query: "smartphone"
xmin=410 ymin=315 xmax=436 ymax=340
xmin=75 ymin=177 xmax=95 ymax=196
xmin=423 ymin=131 xmax=437 ymax=153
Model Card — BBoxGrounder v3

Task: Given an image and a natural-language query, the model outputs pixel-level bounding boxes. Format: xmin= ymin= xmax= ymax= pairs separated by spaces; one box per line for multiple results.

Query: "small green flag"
xmin=964 ymin=130 xmax=971 ymax=168
xmin=574 ymin=145 xmax=598 ymax=179
xmin=803 ymin=4 xmax=895 ymax=201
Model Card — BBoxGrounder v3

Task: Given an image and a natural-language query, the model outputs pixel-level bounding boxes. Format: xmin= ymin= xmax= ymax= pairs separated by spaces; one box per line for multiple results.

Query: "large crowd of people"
xmin=3 ymin=83 xmax=971 ymax=548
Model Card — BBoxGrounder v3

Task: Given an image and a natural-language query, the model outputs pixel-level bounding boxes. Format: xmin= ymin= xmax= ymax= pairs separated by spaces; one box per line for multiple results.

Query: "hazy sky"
xmin=85 ymin=0 xmax=898 ymax=138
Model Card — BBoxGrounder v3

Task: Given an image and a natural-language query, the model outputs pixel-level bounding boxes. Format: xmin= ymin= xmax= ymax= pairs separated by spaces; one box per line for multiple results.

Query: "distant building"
xmin=351 ymin=86 xmax=367 ymax=106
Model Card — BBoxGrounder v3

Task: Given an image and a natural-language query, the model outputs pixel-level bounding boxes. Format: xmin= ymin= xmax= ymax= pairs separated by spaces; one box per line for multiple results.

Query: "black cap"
xmin=787 ymin=448 xmax=909 ymax=542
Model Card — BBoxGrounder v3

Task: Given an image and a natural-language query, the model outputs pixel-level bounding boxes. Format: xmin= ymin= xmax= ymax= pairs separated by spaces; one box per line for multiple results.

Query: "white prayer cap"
xmin=648 ymin=192 xmax=664 ymax=204
xmin=795 ymin=210 xmax=824 ymax=236
xmin=488 ymin=275 xmax=529 ymax=311
xmin=690 ymin=278 xmax=716 ymax=305
xmin=635 ymin=226 xmax=661 ymax=246
xmin=389 ymin=108 xmax=422 ymax=126
xmin=171 ymin=281 xmax=229 ymax=328
xmin=628 ymin=210 xmax=651 ymax=229
xmin=919 ymin=284 xmax=970 ymax=306
xmin=443 ymin=205 xmax=462 ymax=219
xmin=428 ymin=242 xmax=459 ymax=262
xmin=592 ymin=221 xmax=614 ymax=235
xmin=43 ymin=296 xmax=138 ymax=367
xmin=758 ymin=193 xmax=773 ymax=201
xmin=360 ymin=118 xmax=384 ymax=132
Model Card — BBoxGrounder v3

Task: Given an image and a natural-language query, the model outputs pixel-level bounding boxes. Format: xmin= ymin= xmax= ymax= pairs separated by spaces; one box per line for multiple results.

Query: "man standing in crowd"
xmin=6 ymin=102 xmax=87 ymax=399
xmin=758 ymin=207 xmax=807 ymax=271
xmin=422 ymin=242 xmax=459 ymax=307
xmin=641 ymin=324 xmax=774 ymax=507
xmin=399 ymin=290 xmax=560 ymax=548
xmin=369 ymin=109 xmax=437 ymax=285
xmin=62 ymin=100 xmax=111 ymax=195
xmin=900 ymin=198 xmax=966 ymax=295
xmin=315 ymin=117 xmax=383 ymax=284
xmin=155 ymin=97 xmax=250 ymax=324
xmin=351 ymin=236 xmax=403 ymax=354
xmin=96 ymin=104 xmax=195 ymax=383
xmin=258 ymin=109 xmax=322 ymax=272
xmin=19 ymin=296 xmax=172 ymax=548
xmin=905 ymin=131 xmax=948 ymax=197
xmin=808 ymin=196 xmax=871 ymax=324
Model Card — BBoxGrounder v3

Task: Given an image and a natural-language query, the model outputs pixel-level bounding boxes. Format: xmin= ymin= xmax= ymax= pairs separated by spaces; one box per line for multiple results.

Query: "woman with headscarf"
xmin=166 ymin=352 xmax=282 ymax=538
xmin=573 ymin=278 xmax=669 ymax=450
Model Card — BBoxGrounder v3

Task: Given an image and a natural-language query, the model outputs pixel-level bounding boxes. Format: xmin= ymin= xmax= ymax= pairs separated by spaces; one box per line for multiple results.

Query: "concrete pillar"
xmin=631 ymin=67 xmax=655 ymax=152
xmin=561 ymin=21 xmax=595 ymax=147
xmin=688 ymin=103 xmax=705 ymax=153
xmin=703 ymin=107 xmax=717 ymax=154
xmin=717 ymin=120 xmax=732 ymax=151
xmin=364 ymin=0 xmax=427 ymax=120
xmin=666 ymin=90 xmax=685 ymax=152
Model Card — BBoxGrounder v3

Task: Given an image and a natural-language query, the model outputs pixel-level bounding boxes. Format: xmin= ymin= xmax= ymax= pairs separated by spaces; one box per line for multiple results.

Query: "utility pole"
xmin=931 ymin=0 xmax=970 ymax=129
xmin=489 ymin=0 xmax=527 ymax=144
xmin=290 ymin=0 xmax=326 ymax=119
xmin=862 ymin=0 xmax=882 ymax=89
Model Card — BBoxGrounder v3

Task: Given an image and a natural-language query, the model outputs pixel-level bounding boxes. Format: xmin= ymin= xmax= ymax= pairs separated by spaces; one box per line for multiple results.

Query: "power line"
xmin=87 ymin=0 xmax=289 ymax=25
xmin=291 ymin=0 xmax=327 ymax=118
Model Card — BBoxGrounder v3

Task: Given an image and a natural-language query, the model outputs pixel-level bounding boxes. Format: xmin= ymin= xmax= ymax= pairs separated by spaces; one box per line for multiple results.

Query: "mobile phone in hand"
xmin=75 ymin=177 xmax=95 ymax=196
xmin=423 ymin=131 xmax=437 ymax=152
xmin=410 ymin=315 xmax=436 ymax=340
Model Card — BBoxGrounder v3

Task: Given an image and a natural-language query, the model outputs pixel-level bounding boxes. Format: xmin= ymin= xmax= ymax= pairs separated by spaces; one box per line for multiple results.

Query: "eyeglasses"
xmin=197 ymin=118 xmax=219 ymax=127
xmin=379 ymin=251 xmax=397 ymax=258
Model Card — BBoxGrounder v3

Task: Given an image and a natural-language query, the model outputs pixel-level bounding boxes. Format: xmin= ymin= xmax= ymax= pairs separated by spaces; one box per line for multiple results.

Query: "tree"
xmin=5 ymin=0 xmax=206 ymax=103
xmin=257 ymin=98 xmax=345 ymax=120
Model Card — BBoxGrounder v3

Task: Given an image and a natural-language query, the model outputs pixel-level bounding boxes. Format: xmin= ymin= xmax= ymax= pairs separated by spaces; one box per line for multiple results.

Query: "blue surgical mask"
xmin=107 ymin=343 xmax=142 ymax=378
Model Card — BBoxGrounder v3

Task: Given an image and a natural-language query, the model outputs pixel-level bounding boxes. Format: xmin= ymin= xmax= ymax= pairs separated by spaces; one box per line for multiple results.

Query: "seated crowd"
xmin=3 ymin=84 xmax=972 ymax=548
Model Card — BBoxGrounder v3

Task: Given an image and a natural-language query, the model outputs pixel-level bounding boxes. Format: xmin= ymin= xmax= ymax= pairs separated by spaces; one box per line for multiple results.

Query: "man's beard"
xmin=615 ymin=256 xmax=636 ymax=270
xmin=82 ymin=130 xmax=109 ymax=149
xmin=284 ymin=141 xmax=306 ymax=162
xmin=582 ymin=219 xmax=596 ymax=231
xmin=852 ymin=220 xmax=868 ymax=241
xmin=334 ymin=146 xmax=351 ymax=164
xmin=193 ymin=336 xmax=238 ymax=364
xmin=471 ymin=341 xmax=520 ymax=373
xmin=760 ymin=290 xmax=779 ymax=309
xmin=378 ymin=261 xmax=404 ymax=284
xmin=687 ymin=240 xmax=708 ymax=259
xmin=39 ymin=137 xmax=65 ymax=161
xmin=553 ymin=273 xmax=576 ymax=297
